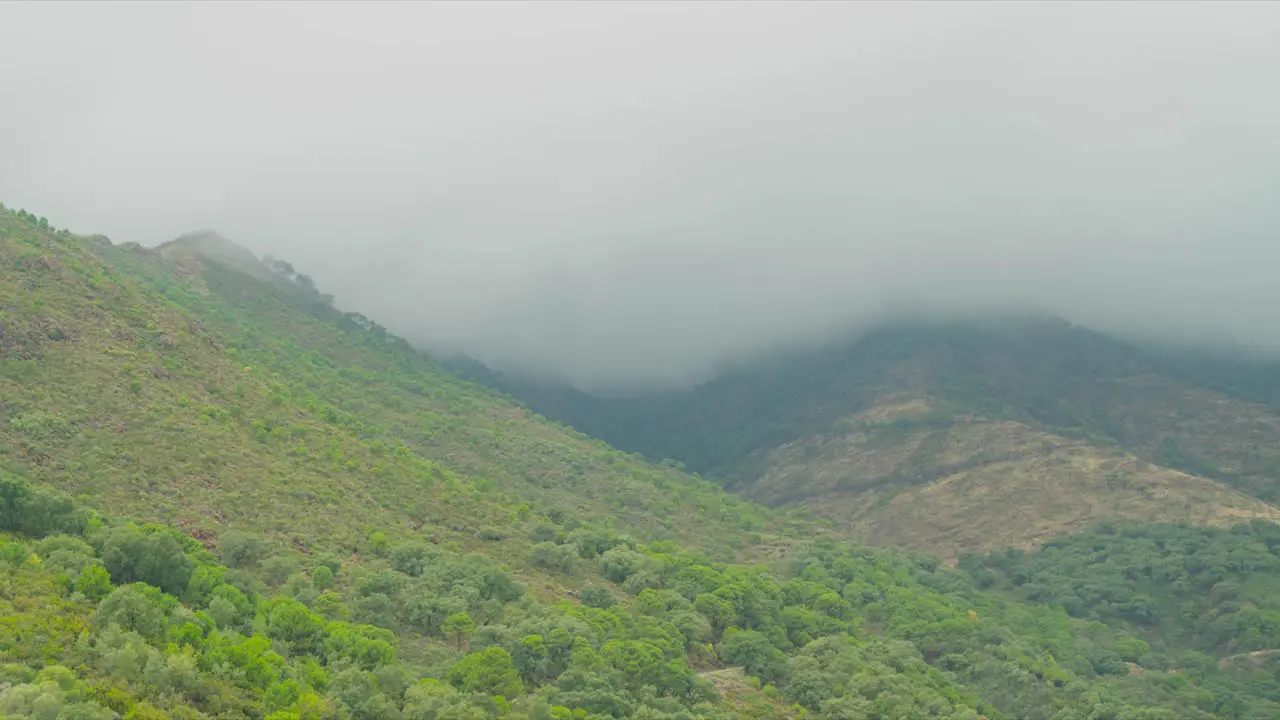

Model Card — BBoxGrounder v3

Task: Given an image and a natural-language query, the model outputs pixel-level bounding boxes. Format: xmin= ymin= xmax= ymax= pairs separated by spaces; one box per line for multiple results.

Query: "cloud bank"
xmin=3 ymin=2 xmax=1279 ymax=389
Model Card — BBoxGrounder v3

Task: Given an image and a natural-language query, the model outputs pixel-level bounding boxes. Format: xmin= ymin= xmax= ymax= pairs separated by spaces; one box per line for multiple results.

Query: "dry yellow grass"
xmin=742 ymin=396 xmax=1280 ymax=556
xmin=1072 ymin=373 xmax=1280 ymax=495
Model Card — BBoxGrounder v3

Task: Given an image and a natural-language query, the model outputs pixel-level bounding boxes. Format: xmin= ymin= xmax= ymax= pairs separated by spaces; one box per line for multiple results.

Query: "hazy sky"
xmin=3 ymin=1 xmax=1279 ymax=389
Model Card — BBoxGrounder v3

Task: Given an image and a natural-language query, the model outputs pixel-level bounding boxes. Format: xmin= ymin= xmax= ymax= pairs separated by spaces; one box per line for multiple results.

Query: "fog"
xmin=3 ymin=2 xmax=1279 ymax=389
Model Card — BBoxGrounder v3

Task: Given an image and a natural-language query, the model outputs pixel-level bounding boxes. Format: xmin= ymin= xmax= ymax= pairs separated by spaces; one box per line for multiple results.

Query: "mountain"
xmin=472 ymin=318 xmax=1280 ymax=555
xmin=2 ymin=214 xmax=791 ymax=561
xmin=6 ymin=202 xmax=1280 ymax=720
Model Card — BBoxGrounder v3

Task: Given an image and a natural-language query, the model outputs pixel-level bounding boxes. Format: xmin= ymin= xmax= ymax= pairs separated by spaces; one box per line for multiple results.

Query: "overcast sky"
xmin=2 ymin=1 xmax=1279 ymax=389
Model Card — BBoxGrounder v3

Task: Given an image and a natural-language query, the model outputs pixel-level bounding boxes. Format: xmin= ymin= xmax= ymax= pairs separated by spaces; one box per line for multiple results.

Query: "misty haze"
xmin=3 ymin=1 xmax=1280 ymax=389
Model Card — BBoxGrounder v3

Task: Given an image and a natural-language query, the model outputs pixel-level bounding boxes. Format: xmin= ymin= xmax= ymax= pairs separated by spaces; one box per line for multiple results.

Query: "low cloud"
xmin=3 ymin=2 xmax=1279 ymax=389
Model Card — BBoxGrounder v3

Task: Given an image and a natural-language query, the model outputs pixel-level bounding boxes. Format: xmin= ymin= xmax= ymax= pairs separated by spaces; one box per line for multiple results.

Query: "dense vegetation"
xmin=11 ymin=467 xmax=1280 ymax=720
xmin=970 ymin=521 xmax=1280 ymax=658
xmin=473 ymin=320 xmax=1280 ymax=501
xmin=5 ymin=203 xmax=1280 ymax=719
xmin=0 ymin=204 xmax=799 ymax=564
xmin=1 ymin=468 xmax=780 ymax=720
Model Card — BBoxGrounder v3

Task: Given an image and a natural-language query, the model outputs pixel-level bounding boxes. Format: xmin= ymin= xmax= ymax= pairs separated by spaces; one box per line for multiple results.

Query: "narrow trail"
xmin=1220 ymin=649 xmax=1280 ymax=667
xmin=697 ymin=666 xmax=745 ymax=678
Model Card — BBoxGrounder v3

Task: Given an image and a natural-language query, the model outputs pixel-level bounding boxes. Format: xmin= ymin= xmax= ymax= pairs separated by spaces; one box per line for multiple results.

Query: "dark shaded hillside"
xmin=465 ymin=319 xmax=1144 ymax=480
xmin=458 ymin=322 xmax=970 ymax=482
xmin=1145 ymin=348 xmax=1280 ymax=416
xmin=470 ymin=318 xmax=1280 ymax=553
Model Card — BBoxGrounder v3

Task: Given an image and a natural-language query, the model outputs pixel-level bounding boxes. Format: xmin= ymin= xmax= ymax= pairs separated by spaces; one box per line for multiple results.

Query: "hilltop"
xmin=155 ymin=231 xmax=279 ymax=283
xmin=474 ymin=319 xmax=1280 ymax=555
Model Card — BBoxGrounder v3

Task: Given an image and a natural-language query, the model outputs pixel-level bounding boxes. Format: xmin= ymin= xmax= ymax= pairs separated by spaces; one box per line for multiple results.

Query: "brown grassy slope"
xmin=0 ymin=212 xmax=800 ymax=570
xmin=1039 ymin=373 xmax=1280 ymax=501
xmin=740 ymin=396 xmax=1280 ymax=556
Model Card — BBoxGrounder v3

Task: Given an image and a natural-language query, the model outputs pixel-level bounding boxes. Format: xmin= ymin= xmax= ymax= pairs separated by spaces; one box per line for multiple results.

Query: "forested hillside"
xmin=12 ymin=467 xmax=1280 ymax=720
xmin=478 ymin=320 xmax=1280 ymax=554
xmin=5 ymin=203 xmax=1280 ymax=719
xmin=969 ymin=521 xmax=1280 ymax=658
xmin=0 ymin=208 xmax=793 ymax=563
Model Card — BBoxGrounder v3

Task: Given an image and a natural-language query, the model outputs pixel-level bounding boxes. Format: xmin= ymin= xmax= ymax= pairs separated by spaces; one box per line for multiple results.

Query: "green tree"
xmin=313 ymin=591 xmax=351 ymax=621
xmin=443 ymin=612 xmax=475 ymax=651
xmin=75 ymin=564 xmax=112 ymax=601
xmin=719 ymin=629 xmax=788 ymax=684
xmin=390 ymin=542 xmax=432 ymax=576
xmin=580 ymin=586 xmax=615 ymax=609
xmin=261 ymin=555 xmax=299 ymax=586
xmin=447 ymin=647 xmax=522 ymax=698
xmin=98 ymin=526 xmax=194 ymax=596
xmin=367 ymin=532 xmax=390 ymax=557
xmin=694 ymin=593 xmax=735 ymax=634
xmin=265 ymin=597 xmax=326 ymax=654
xmin=325 ymin=623 xmax=396 ymax=669
xmin=312 ymin=564 xmax=335 ymax=591
xmin=94 ymin=585 xmax=167 ymax=640
xmin=218 ymin=530 xmax=266 ymax=568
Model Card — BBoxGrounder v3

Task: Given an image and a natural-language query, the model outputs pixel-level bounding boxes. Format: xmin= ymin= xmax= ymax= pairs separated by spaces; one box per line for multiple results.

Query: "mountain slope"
xmin=477 ymin=319 xmax=1280 ymax=554
xmin=0 ymin=209 xmax=793 ymax=567
xmin=11 ymin=464 xmax=1280 ymax=720
xmin=749 ymin=397 xmax=1279 ymax=554
xmin=8 ymin=203 xmax=1280 ymax=719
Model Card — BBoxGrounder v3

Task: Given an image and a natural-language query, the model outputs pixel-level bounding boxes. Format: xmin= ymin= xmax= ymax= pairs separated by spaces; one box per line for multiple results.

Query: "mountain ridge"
xmin=462 ymin=318 xmax=1280 ymax=554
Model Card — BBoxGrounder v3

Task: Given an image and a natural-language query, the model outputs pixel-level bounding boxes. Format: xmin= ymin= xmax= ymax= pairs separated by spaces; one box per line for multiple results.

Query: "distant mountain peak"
xmin=155 ymin=230 xmax=273 ymax=280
